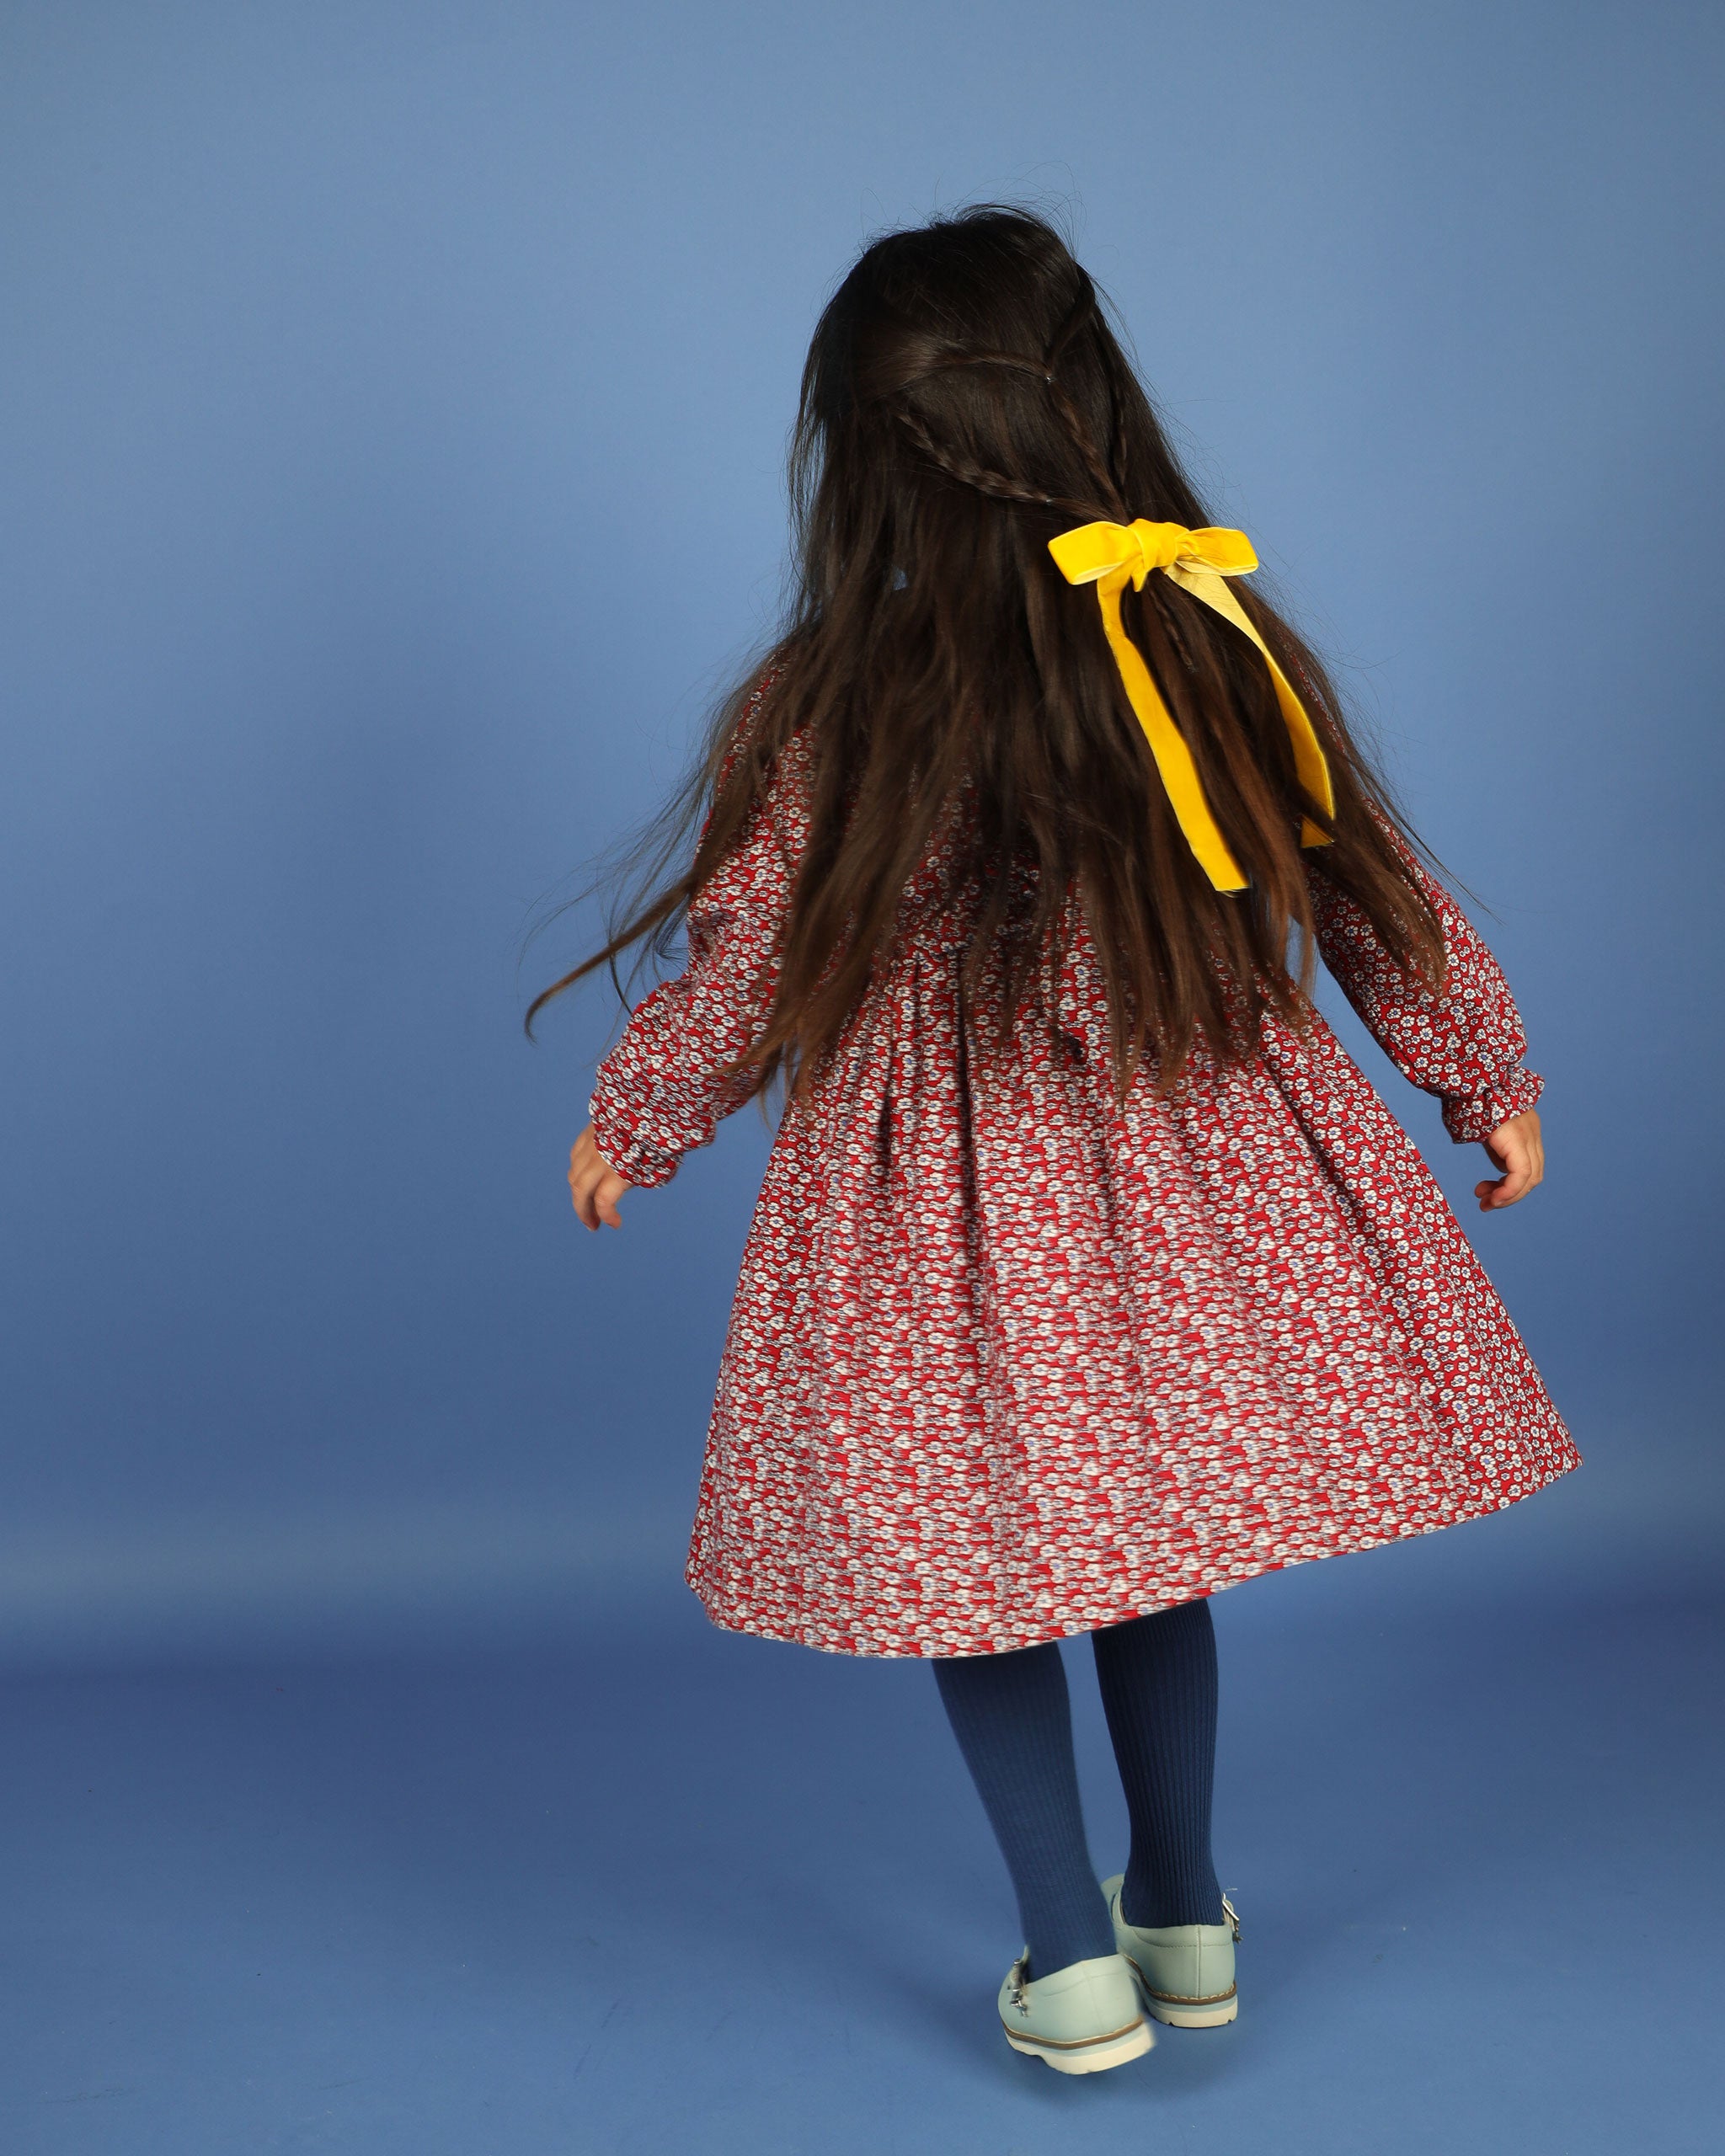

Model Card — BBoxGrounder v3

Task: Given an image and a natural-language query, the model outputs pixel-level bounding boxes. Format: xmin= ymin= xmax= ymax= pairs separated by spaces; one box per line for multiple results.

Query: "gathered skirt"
xmin=588 ymin=734 xmax=1578 ymax=1657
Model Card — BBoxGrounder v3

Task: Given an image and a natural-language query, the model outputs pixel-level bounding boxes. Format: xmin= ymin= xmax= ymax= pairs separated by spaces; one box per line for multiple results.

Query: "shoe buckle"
xmin=1007 ymin=1956 xmax=1032 ymax=2015
xmin=1221 ymin=1894 xmax=1241 ymax=1944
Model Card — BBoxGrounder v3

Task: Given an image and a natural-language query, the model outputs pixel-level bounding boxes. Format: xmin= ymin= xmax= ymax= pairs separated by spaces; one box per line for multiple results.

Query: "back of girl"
xmin=542 ymin=205 xmax=1574 ymax=2078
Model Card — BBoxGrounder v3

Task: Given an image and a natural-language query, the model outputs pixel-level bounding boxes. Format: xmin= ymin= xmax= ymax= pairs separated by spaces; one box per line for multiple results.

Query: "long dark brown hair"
xmin=527 ymin=205 xmax=1445 ymax=1105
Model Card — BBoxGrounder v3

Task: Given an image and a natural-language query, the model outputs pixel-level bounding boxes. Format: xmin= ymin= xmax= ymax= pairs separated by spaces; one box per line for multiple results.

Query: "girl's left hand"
xmin=569 ymin=1123 xmax=631 ymax=1230
xmin=1475 ymin=1108 xmax=1544 ymax=1212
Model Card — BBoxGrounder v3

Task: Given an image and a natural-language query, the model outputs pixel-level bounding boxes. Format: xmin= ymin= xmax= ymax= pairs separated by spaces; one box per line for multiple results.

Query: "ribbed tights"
xmin=932 ymin=1599 xmax=1225 ymax=1977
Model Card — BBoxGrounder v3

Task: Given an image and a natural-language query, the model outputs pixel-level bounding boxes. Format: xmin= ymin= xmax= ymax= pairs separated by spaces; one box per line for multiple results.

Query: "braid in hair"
xmin=890 ymin=397 xmax=1098 ymax=518
xmin=1039 ymin=373 xmax=1128 ymax=518
xmin=1034 ymin=275 xmax=1199 ymax=673
xmin=1105 ymin=376 xmax=1131 ymax=510
xmin=886 ymin=270 xmax=1133 ymax=524
xmin=1038 ymin=270 xmax=1130 ymax=518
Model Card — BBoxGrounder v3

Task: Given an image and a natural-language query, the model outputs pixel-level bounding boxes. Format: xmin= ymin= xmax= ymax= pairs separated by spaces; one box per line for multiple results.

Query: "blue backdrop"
xmin=3 ymin=0 xmax=1718 ymax=1650
xmin=1 ymin=6 xmax=1720 ymax=2151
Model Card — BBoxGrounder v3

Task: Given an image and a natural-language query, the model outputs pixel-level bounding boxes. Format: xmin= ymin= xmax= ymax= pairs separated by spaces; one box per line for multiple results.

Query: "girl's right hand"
xmin=1474 ymin=1108 xmax=1544 ymax=1212
xmin=569 ymin=1123 xmax=632 ymax=1230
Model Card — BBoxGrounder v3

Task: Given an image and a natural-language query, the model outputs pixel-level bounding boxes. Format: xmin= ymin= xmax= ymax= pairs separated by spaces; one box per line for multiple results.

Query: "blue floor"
xmin=4 ymin=1580 xmax=1721 ymax=2155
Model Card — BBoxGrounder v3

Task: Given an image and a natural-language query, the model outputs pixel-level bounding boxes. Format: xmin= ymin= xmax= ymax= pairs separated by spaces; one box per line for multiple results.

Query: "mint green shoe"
xmin=996 ymin=1950 xmax=1154 ymax=2074
xmin=1101 ymin=1874 xmax=1240 ymax=2028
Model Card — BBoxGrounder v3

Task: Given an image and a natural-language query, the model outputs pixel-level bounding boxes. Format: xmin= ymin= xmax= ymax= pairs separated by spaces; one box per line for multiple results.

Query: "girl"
xmin=536 ymin=207 xmax=1574 ymax=2076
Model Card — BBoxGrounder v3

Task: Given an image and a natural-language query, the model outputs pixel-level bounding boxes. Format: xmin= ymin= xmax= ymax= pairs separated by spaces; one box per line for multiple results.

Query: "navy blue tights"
xmin=932 ymin=1599 xmax=1225 ymax=1976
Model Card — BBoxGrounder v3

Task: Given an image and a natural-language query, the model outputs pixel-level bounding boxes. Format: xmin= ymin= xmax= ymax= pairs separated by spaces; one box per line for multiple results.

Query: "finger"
xmin=1477 ymin=1157 xmax=1533 ymax=1209
xmin=570 ymin=1159 xmax=606 ymax=1230
xmin=569 ymin=1128 xmax=628 ymax=1231
xmin=569 ymin=1133 xmax=606 ymax=1225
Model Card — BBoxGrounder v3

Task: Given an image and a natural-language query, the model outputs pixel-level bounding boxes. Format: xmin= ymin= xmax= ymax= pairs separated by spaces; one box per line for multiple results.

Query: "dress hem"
xmin=681 ymin=1448 xmax=1581 ymax=1660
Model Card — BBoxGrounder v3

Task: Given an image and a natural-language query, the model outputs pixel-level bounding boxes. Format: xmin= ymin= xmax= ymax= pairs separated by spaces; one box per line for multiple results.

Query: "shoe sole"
xmin=1132 ymin=1969 xmax=1238 ymax=2029
xmin=1002 ymin=2017 xmax=1155 ymax=2075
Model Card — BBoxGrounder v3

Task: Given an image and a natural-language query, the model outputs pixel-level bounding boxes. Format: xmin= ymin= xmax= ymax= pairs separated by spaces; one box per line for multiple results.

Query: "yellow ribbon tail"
xmin=1167 ymin=563 xmax=1335 ymax=847
xmin=1096 ymin=575 xmax=1247 ymax=892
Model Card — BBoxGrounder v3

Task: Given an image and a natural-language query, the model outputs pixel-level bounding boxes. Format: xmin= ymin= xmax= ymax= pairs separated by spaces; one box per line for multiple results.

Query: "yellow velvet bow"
xmin=1047 ymin=518 xmax=1335 ymax=891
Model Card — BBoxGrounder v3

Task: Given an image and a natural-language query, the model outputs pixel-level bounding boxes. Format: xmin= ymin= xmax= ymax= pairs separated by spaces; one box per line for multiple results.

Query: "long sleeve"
xmin=585 ymin=748 xmax=803 ymax=1189
xmin=1306 ymin=824 xmax=1544 ymax=1145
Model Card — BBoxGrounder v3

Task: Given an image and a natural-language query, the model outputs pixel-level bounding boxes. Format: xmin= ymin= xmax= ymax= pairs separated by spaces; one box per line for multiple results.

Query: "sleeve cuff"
xmin=586 ymin=1097 xmax=686 ymax=1189
xmin=1441 ymin=1065 xmax=1545 ymax=1145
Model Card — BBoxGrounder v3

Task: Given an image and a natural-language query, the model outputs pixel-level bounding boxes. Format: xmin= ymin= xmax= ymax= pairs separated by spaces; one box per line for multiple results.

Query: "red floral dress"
xmin=588 ymin=702 xmax=1578 ymax=1658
